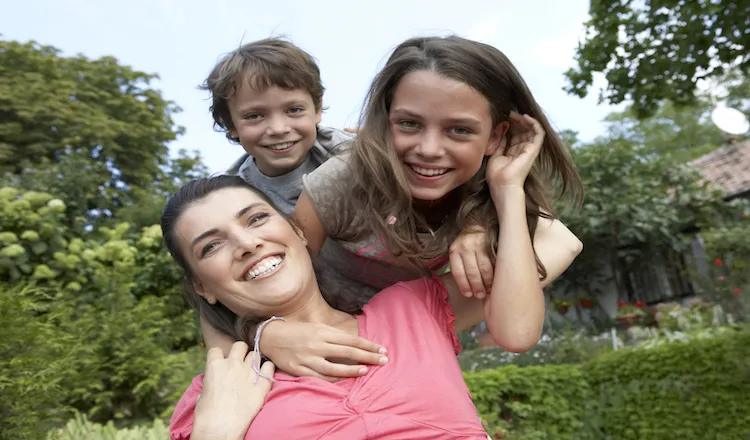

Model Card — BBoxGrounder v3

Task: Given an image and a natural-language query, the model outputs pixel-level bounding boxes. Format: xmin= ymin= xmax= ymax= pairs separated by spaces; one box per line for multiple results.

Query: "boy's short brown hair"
xmin=201 ymin=38 xmax=325 ymax=143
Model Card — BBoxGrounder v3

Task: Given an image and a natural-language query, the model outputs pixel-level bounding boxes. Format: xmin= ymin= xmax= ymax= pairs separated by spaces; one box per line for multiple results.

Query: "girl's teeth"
xmin=410 ymin=165 xmax=449 ymax=176
xmin=246 ymin=256 xmax=283 ymax=280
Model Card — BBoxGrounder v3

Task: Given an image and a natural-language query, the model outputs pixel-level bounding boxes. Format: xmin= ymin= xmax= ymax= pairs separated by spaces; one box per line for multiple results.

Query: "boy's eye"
xmin=288 ymin=107 xmax=304 ymax=114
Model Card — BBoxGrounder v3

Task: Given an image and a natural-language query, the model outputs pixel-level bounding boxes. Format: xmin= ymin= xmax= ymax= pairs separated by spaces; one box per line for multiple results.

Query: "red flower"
xmin=635 ymin=301 xmax=644 ymax=308
xmin=714 ymin=259 xmax=723 ymax=266
xmin=618 ymin=301 xmax=627 ymax=308
xmin=734 ymin=288 xmax=741 ymax=296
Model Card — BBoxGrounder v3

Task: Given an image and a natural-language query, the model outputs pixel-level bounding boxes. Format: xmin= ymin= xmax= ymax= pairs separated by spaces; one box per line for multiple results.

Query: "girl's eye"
xmin=398 ymin=120 xmax=420 ymax=129
xmin=288 ymin=107 xmax=304 ymax=114
xmin=244 ymin=113 xmax=262 ymax=120
xmin=451 ymin=127 xmax=472 ymax=136
xmin=248 ymin=212 xmax=270 ymax=225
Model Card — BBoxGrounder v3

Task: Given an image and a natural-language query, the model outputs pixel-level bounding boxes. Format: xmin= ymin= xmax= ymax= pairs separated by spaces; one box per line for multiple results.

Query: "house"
xmin=690 ymin=138 xmax=750 ymax=202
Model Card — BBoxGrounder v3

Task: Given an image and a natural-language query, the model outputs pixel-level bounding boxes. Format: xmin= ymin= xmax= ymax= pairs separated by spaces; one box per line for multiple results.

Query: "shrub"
xmin=46 ymin=413 xmax=168 ymax=440
xmin=466 ymin=326 xmax=750 ymax=439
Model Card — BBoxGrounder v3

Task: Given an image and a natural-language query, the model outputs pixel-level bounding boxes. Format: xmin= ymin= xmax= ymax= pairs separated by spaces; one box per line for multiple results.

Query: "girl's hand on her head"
xmin=448 ymin=230 xmax=493 ymax=299
xmin=192 ymin=342 xmax=274 ymax=440
xmin=486 ymin=112 xmax=545 ymax=192
xmin=259 ymin=321 xmax=388 ymax=382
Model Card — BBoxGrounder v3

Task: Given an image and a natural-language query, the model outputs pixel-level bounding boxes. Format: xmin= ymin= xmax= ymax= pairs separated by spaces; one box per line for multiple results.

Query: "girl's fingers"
xmin=462 ymin=253 xmax=486 ymax=298
xmin=324 ymin=344 xmax=388 ymax=367
xmin=307 ymin=358 xmax=371 ymax=378
xmin=324 ymin=331 xmax=386 ymax=355
xmin=227 ymin=341 xmax=250 ymax=361
xmin=448 ymin=251 xmax=472 ymax=297
xmin=476 ymin=252 xmax=495 ymax=292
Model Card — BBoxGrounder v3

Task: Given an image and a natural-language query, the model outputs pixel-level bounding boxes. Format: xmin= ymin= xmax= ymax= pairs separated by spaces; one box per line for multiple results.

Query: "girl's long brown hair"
xmin=349 ymin=35 xmax=583 ymax=279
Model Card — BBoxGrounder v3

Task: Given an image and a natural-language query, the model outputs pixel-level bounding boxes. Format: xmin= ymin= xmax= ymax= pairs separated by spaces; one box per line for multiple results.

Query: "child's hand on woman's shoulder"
xmin=448 ymin=230 xmax=493 ymax=299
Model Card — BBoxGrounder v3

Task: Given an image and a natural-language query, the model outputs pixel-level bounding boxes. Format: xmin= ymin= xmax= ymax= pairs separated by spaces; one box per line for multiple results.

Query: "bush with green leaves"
xmin=46 ymin=413 xmax=168 ymax=440
xmin=466 ymin=326 xmax=750 ymax=439
xmin=0 ymin=186 xmax=204 ymax=439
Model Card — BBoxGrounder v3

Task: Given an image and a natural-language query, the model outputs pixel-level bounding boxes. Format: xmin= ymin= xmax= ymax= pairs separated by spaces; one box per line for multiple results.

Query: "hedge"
xmin=465 ymin=327 xmax=750 ymax=439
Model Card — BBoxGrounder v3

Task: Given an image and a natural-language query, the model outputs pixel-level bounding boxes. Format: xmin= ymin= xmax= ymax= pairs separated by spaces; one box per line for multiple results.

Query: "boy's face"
xmin=228 ymin=81 xmax=321 ymax=177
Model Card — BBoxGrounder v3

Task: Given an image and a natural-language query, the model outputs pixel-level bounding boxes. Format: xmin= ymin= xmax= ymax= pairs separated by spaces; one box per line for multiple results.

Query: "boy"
xmin=201 ymin=38 xmax=354 ymax=215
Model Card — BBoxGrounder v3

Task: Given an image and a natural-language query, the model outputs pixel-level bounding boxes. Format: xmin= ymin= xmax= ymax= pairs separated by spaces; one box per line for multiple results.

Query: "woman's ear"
xmin=486 ymin=121 xmax=510 ymax=156
xmin=193 ymin=280 xmax=217 ymax=305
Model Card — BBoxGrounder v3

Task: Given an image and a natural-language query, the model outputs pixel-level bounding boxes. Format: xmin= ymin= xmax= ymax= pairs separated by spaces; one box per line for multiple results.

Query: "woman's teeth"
xmin=246 ymin=256 xmax=283 ymax=280
xmin=267 ymin=142 xmax=295 ymax=151
xmin=410 ymin=165 xmax=449 ymax=176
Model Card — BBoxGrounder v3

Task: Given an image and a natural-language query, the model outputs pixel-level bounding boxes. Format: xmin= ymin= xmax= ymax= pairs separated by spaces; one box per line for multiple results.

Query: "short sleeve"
xmin=301 ymin=152 xmax=356 ymax=238
xmin=398 ymin=276 xmax=463 ymax=355
xmin=169 ymin=374 xmax=204 ymax=440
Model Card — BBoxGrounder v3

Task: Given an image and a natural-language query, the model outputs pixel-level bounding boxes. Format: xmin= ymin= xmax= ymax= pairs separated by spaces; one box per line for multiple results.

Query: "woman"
xmin=163 ymin=114 xmax=556 ymax=439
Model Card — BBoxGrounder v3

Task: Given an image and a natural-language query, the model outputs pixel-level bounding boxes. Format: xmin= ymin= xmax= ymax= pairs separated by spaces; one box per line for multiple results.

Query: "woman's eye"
xmin=200 ymin=242 xmax=219 ymax=257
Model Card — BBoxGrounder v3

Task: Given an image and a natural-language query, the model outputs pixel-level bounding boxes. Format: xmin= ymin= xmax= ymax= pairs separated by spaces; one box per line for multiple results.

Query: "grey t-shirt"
xmin=226 ymin=126 xmax=354 ymax=216
xmin=302 ymin=152 xmax=453 ymax=311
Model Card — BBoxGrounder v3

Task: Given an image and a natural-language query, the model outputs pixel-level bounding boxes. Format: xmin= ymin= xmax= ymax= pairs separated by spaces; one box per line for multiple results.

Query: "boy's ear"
xmin=486 ymin=121 xmax=510 ymax=156
xmin=315 ymin=103 xmax=323 ymax=125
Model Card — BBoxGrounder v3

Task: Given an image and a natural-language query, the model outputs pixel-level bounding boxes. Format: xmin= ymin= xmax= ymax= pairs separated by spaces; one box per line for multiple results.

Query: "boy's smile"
xmin=228 ymin=82 xmax=322 ymax=177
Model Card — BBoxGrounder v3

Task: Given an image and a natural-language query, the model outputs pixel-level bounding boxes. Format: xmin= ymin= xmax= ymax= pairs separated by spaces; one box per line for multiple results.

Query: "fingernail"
xmin=463 ymin=291 xmax=472 ymax=298
xmin=358 ymin=367 xmax=368 ymax=375
xmin=379 ymin=356 xmax=389 ymax=365
xmin=379 ymin=347 xmax=388 ymax=355
xmin=477 ymin=291 xmax=486 ymax=299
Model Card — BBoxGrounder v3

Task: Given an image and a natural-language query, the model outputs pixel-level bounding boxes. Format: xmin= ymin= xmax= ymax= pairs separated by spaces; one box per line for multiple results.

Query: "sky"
xmin=2 ymin=0 xmax=619 ymax=173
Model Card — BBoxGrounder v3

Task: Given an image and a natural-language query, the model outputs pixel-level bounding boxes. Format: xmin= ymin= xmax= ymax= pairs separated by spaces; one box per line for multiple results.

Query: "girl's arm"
xmin=448 ymin=218 xmax=581 ymax=297
xmin=291 ymin=191 xmax=327 ymax=252
xmin=443 ymin=186 xmax=546 ymax=353
xmin=442 ymin=113 xmax=575 ymax=352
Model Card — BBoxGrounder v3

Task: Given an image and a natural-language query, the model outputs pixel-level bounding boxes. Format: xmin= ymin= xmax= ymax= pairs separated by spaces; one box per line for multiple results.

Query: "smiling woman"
xmin=161 ymin=175 xmax=523 ymax=439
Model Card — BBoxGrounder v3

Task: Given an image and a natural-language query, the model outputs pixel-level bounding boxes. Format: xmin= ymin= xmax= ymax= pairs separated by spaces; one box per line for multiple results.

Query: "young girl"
xmin=203 ymin=35 xmax=583 ymax=379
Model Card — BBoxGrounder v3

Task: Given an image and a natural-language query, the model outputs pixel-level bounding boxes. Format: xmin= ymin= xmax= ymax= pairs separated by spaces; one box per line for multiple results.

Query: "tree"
xmin=0 ymin=39 xmax=185 ymax=212
xmin=565 ymin=0 xmax=750 ymax=118
xmin=601 ymin=99 xmax=725 ymax=163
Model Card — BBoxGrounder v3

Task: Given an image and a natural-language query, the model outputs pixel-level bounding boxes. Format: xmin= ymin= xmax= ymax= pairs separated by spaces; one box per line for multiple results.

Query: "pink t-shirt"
xmin=170 ymin=276 xmax=489 ymax=439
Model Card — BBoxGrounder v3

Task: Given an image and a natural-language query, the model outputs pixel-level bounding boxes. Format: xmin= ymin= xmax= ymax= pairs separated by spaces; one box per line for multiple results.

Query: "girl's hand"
xmin=192 ymin=342 xmax=274 ymax=440
xmin=449 ymin=230 xmax=493 ymax=299
xmin=259 ymin=321 xmax=388 ymax=381
xmin=486 ymin=112 xmax=545 ymax=190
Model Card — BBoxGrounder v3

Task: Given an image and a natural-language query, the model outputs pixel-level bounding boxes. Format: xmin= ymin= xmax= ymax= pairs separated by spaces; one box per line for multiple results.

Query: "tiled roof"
xmin=690 ymin=139 xmax=750 ymax=199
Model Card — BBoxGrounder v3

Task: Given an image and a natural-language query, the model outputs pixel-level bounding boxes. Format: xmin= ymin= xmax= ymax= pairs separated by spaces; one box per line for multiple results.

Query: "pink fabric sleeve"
xmin=400 ymin=276 xmax=462 ymax=355
xmin=169 ymin=374 xmax=204 ymax=440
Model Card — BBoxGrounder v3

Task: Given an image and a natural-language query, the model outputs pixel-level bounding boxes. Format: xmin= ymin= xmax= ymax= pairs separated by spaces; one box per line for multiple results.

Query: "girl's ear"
xmin=485 ymin=121 xmax=510 ymax=156
xmin=193 ymin=280 xmax=217 ymax=305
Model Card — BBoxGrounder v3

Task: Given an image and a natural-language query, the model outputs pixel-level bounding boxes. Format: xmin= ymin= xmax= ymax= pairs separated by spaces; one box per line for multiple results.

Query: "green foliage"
xmin=0 ymin=38 xmax=182 ymax=187
xmin=0 ymin=186 xmax=205 ymax=438
xmin=565 ymin=0 xmax=750 ymax=117
xmin=556 ymin=136 xmax=728 ymax=298
xmin=467 ymin=326 xmax=750 ymax=439
xmin=47 ymin=413 xmax=168 ymax=440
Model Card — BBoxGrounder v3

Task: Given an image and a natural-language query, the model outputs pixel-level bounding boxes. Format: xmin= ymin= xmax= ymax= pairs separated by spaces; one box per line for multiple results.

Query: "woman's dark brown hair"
xmin=349 ymin=35 xmax=583 ymax=279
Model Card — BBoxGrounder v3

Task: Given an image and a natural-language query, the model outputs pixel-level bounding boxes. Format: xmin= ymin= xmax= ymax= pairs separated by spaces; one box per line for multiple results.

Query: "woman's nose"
xmin=233 ymin=231 xmax=263 ymax=260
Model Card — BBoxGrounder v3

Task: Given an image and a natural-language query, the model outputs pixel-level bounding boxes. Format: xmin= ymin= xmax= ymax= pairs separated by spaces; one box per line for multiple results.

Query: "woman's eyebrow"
xmin=190 ymin=202 xmax=265 ymax=246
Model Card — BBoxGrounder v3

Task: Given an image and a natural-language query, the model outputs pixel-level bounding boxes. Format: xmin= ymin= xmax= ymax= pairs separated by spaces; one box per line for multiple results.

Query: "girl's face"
xmin=388 ymin=70 xmax=508 ymax=203
xmin=174 ymin=187 xmax=314 ymax=318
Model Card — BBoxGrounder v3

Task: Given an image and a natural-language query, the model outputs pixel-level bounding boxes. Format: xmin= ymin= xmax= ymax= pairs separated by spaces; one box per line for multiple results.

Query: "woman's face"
xmin=174 ymin=187 xmax=313 ymax=317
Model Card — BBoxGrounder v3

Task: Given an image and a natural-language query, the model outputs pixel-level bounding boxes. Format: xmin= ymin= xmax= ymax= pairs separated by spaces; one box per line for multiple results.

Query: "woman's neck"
xmin=279 ymin=285 xmax=353 ymax=329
